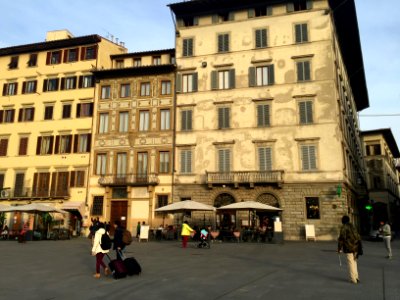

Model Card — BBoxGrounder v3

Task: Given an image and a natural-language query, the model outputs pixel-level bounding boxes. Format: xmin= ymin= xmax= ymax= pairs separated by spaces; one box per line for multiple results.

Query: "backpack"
xmin=100 ymin=232 xmax=112 ymax=250
xmin=122 ymin=230 xmax=132 ymax=245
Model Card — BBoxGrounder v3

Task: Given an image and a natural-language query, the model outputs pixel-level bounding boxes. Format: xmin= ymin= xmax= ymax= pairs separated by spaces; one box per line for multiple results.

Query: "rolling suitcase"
xmin=106 ymin=254 xmax=128 ymax=279
xmin=119 ymin=250 xmax=142 ymax=276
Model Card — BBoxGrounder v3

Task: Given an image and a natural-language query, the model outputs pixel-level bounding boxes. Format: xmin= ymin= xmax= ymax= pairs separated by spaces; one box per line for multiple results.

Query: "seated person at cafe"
xmin=1 ymin=225 xmax=9 ymax=239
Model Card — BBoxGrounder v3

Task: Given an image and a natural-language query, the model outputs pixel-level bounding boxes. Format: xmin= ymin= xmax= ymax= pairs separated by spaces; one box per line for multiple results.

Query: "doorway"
xmin=110 ymin=201 xmax=128 ymax=235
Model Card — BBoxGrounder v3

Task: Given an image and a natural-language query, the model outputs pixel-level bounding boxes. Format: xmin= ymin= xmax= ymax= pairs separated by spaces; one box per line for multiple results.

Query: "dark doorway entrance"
xmin=110 ymin=201 xmax=128 ymax=235
xmin=214 ymin=193 xmax=235 ymax=230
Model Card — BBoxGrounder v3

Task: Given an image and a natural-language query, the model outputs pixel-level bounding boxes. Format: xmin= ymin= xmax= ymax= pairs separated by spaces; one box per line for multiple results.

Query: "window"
xmin=91 ymin=196 xmax=104 ymax=216
xmin=47 ymin=51 xmax=62 ymax=65
xmin=27 ymin=54 xmax=37 ymax=67
xmin=181 ymin=110 xmax=193 ymax=131
xmin=137 ymin=152 xmax=148 ymax=177
xmin=116 ymin=153 xmax=127 ymax=178
xmin=44 ymin=106 xmax=54 ymax=120
xmin=112 ymin=187 xmax=128 ymax=199
xmin=76 ymin=103 xmax=93 ymax=117
xmin=306 ymin=197 xmax=320 ymax=219
xmin=180 ymin=150 xmax=192 ymax=173
xmin=120 ymin=84 xmax=130 ymax=98
xmin=159 ymin=151 xmax=170 ymax=173
xmin=297 ymin=60 xmax=311 ymax=82
xmin=133 ymin=58 xmax=141 ymax=67
xmin=14 ymin=173 xmax=25 ymax=197
xmin=211 ymin=70 xmax=235 ymax=90
xmin=98 ymin=113 xmax=109 ymax=134
xmin=301 ymin=144 xmax=317 ymax=171
xmin=218 ymin=107 xmax=230 ymax=129
xmin=9 ymin=56 xmax=19 ymax=69
xmin=160 ymin=109 xmax=171 ymax=130
xmin=153 ymin=56 xmax=161 ymax=65
xmin=183 ymin=38 xmax=194 ymax=57
xmin=81 ymin=46 xmax=97 ymax=60
xmin=258 ymin=147 xmax=272 ymax=171
xmin=218 ymin=149 xmax=231 ymax=172
xmin=366 ymin=144 xmax=381 ymax=156
xmin=287 ymin=1 xmax=313 ymax=12
xmin=140 ymin=82 xmax=151 ymax=96
xmin=157 ymin=195 xmax=169 ymax=208
xmin=299 ymin=100 xmax=313 ymax=124
xmin=32 ymin=172 xmax=50 ymax=197
xmin=22 ymin=80 xmax=37 ymax=94
xmin=55 ymin=135 xmax=72 ymax=154
xmin=0 ymin=174 xmax=4 ymax=189
xmin=2 ymin=82 xmax=18 ymax=96
xmin=139 ymin=111 xmax=150 ymax=131
xmin=161 ymin=81 xmax=171 ymax=95
xmin=43 ymin=78 xmax=59 ymax=92
xmin=179 ymin=73 xmax=198 ymax=93
xmin=62 ymin=76 xmax=77 ymax=90
xmin=118 ymin=111 xmax=129 ymax=133
xmin=18 ymin=107 xmax=35 ymax=122
xmin=70 ymin=170 xmax=85 ymax=187
xmin=218 ymin=33 xmax=230 ymax=53
xmin=101 ymin=85 xmax=111 ymax=99
xmin=0 ymin=139 xmax=9 ymax=156
xmin=80 ymin=75 xmax=94 ymax=88
xmin=295 ymin=23 xmax=308 ymax=43
xmin=249 ymin=65 xmax=275 ymax=86
xmin=36 ymin=136 xmax=54 ymax=155
xmin=257 ymin=103 xmax=270 ymax=127
xmin=255 ymin=29 xmax=268 ymax=48
xmin=96 ymin=154 xmax=107 ymax=175
xmin=1 ymin=109 xmax=15 ymax=123
xmin=65 ymin=48 xmax=78 ymax=62
xmin=62 ymin=103 xmax=72 ymax=119
xmin=18 ymin=137 xmax=28 ymax=155
xmin=74 ymin=134 xmax=91 ymax=153
xmin=116 ymin=60 xmax=124 ymax=68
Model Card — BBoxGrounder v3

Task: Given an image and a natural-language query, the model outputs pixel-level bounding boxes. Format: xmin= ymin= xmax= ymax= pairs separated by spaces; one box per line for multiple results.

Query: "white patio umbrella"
xmin=0 ymin=203 xmax=12 ymax=212
xmin=9 ymin=203 xmax=68 ymax=214
xmin=155 ymin=200 xmax=216 ymax=213
xmin=217 ymin=201 xmax=282 ymax=211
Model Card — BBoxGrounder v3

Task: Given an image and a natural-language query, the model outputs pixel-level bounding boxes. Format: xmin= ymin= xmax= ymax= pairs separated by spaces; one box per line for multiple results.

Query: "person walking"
xmin=112 ymin=220 xmax=126 ymax=261
xmin=91 ymin=222 xmax=111 ymax=278
xmin=379 ymin=221 xmax=392 ymax=259
xmin=136 ymin=221 xmax=141 ymax=239
xmin=337 ymin=215 xmax=361 ymax=284
xmin=181 ymin=221 xmax=195 ymax=248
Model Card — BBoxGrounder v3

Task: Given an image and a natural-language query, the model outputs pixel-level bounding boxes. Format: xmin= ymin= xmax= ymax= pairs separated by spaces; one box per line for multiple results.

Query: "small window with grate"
xmin=92 ymin=196 xmax=104 ymax=216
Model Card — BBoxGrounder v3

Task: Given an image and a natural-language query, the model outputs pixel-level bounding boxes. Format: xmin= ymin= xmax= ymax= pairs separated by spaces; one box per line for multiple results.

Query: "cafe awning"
xmin=62 ymin=201 xmax=85 ymax=218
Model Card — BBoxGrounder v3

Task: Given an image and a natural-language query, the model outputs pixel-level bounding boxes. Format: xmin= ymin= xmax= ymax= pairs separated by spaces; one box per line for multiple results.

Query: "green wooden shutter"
xmin=268 ymin=65 xmax=275 ymax=85
xmin=229 ymin=69 xmax=235 ymax=89
xmin=256 ymin=29 xmax=267 ymax=48
xmin=304 ymin=61 xmax=311 ymax=81
xmin=297 ymin=62 xmax=304 ymax=81
xmin=248 ymin=9 xmax=255 ymax=18
xmin=309 ymin=146 xmax=317 ymax=169
xmin=302 ymin=24 xmax=308 ymax=42
xmin=295 ymin=24 xmax=302 ymax=43
xmin=287 ymin=3 xmax=294 ymax=12
xmin=249 ymin=67 xmax=256 ymax=87
xmin=257 ymin=104 xmax=270 ymax=127
xmin=266 ymin=6 xmax=273 ymax=16
xmin=258 ymin=147 xmax=272 ymax=171
xmin=211 ymin=71 xmax=218 ymax=90
xmin=301 ymin=146 xmax=310 ymax=170
xmin=176 ymin=74 xmax=182 ymax=93
xmin=192 ymin=73 xmax=198 ymax=92
xmin=299 ymin=102 xmax=307 ymax=124
xmin=218 ymin=149 xmax=230 ymax=172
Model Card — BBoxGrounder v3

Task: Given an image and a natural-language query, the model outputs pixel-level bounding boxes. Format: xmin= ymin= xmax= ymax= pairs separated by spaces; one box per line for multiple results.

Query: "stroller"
xmin=197 ymin=229 xmax=210 ymax=249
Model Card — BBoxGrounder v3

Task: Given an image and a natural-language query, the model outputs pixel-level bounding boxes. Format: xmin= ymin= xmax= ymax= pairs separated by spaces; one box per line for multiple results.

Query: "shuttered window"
xmin=116 ymin=153 xmax=127 ymax=178
xmin=301 ymin=145 xmax=317 ymax=171
xmin=22 ymin=80 xmax=37 ymax=94
xmin=180 ymin=150 xmax=192 ymax=173
xmin=159 ymin=151 xmax=170 ymax=173
xmin=211 ymin=69 xmax=235 ymax=90
xmin=297 ymin=61 xmax=311 ymax=82
xmin=96 ymin=154 xmax=107 ymax=175
xmin=258 ymin=147 xmax=272 ymax=171
xmin=181 ymin=110 xmax=193 ymax=131
xmin=160 ymin=109 xmax=171 ymax=130
xmin=98 ymin=113 xmax=109 ymax=134
xmin=218 ymin=34 xmax=230 ymax=53
xmin=218 ymin=149 xmax=231 ymax=172
xmin=101 ymin=85 xmax=111 ymax=99
xmin=257 ymin=104 xmax=270 ymax=127
xmin=18 ymin=137 xmax=28 ymax=156
xmin=0 ymin=139 xmax=8 ymax=156
xmin=14 ymin=173 xmax=25 ymax=197
xmin=118 ymin=112 xmax=129 ymax=133
xmin=255 ymin=29 xmax=268 ymax=48
xmin=295 ymin=23 xmax=308 ymax=43
xmin=139 ymin=111 xmax=150 ymax=131
xmin=62 ymin=104 xmax=72 ymax=119
xmin=218 ymin=107 xmax=230 ymax=129
xmin=178 ymin=73 xmax=198 ymax=93
xmin=299 ymin=101 xmax=313 ymax=124
xmin=183 ymin=38 xmax=194 ymax=57
xmin=140 ymin=82 xmax=151 ymax=96
xmin=36 ymin=136 xmax=54 ymax=155
xmin=249 ymin=65 xmax=275 ymax=87
xmin=18 ymin=107 xmax=35 ymax=122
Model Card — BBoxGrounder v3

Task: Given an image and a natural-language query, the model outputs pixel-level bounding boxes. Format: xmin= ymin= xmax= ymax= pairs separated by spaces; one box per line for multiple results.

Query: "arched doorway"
xmin=255 ymin=193 xmax=281 ymax=235
xmin=214 ymin=193 xmax=235 ymax=230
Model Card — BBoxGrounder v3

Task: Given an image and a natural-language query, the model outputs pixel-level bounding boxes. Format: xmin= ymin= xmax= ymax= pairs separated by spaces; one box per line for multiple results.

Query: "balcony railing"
xmin=0 ymin=188 xmax=70 ymax=199
xmin=98 ymin=173 xmax=159 ymax=187
xmin=206 ymin=170 xmax=284 ymax=188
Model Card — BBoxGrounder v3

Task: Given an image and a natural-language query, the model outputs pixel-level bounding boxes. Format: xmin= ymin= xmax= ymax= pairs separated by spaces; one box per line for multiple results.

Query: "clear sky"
xmin=0 ymin=0 xmax=399 ymax=150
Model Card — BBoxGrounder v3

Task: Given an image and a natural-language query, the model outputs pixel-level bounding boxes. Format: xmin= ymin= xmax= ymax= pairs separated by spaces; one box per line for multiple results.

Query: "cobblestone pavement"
xmin=0 ymin=237 xmax=399 ymax=300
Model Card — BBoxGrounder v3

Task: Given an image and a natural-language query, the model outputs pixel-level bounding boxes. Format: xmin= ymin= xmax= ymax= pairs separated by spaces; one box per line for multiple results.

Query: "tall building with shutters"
xmin=0 ymin=30 xmax=126 ymax=233
xmin=169 ymin=0 xmax=369 ymax=240
xmin=89 ymin=49 xmax=176 ymax=233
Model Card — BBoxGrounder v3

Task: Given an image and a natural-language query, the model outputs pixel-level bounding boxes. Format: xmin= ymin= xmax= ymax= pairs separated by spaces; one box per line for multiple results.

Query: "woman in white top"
xmin=91 ymin=222 xmax=111 ymax=278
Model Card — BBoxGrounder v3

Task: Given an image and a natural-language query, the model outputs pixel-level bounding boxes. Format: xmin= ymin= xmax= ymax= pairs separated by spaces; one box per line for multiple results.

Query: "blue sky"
xmin=1 ymin=0 xmax=399 ymax=149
